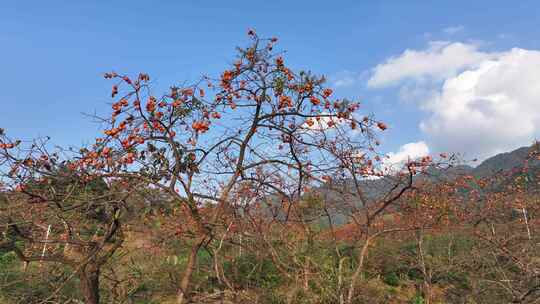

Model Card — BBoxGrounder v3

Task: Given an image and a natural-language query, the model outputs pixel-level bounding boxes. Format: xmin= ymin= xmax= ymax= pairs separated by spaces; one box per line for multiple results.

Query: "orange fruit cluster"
xmin=146 ymin=97 xmax=157 ymax=112
xmin=278 ymin=95 xmax=293 ymax=109
xmin=0 ymin=143 xmax=15 ymax=149
xmin=221 ymin=70 xmax=235 ymax=91
xmin=322 ymin=88 xmax=333 ymax=98
xmin=192 ymin=120 xmax=210 ymax=133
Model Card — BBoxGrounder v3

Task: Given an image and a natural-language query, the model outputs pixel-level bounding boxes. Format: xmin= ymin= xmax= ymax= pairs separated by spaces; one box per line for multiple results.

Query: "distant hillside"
xmin=418 ymin=144 xmax=540 ymax=185
xmin=312 ymin=144 xmax=539 ymax=225
xmin=473 ymin=146 xmax=534 ymax=177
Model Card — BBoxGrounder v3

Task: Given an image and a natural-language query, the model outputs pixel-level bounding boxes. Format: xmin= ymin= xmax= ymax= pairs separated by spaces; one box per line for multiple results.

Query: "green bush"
xmin=382 ymin=272 xmax=400 ymax=287
xmin=224 ymin=254 xmax=282 ymax=289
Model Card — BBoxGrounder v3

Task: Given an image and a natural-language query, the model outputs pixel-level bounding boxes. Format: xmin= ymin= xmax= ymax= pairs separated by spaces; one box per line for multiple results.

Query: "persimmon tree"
xmin=0 ymin=132 xmax=141 ymax=303
xmin=313 ymin=145 xmax=454 ymax=304
xmin=394 ymin=178 xmax=466 ymax=304
xmin=465 ymin=144 xmax=540 ymax=303
xmin=93 ymin=30 xmax=405 ymax=303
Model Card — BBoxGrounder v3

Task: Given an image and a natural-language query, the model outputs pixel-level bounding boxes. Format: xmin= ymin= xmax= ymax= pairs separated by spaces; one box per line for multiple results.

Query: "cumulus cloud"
xmin=368 ymin=42 xmax=540 ymax=161
xmin=420 ymin=48 xmax=540 ymax=159
xmin=367 ymin=41 xmax=494 ymax=88
xmin=383 ymin=141 xmax=430 ymax=169
xmin=351 ymin=141 xmax=429 ymax=178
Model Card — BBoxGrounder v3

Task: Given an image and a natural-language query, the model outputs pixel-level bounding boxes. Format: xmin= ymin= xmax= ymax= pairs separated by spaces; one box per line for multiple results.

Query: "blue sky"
xmin=2 ymin=1 xmax=540 ymax=161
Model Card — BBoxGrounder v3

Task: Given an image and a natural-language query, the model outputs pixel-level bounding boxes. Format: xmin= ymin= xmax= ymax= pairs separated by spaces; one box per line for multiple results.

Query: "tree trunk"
xmin=416 ymin=229 xmax=431 ymax=304
xmin=79 ymin=263 xmax=100 ymax=304
xmin=346 ymin=238 xmax=372 ymax=304
xmin=286 ymin=276 xmax=300 ymax=304
xmin=177 ymin=240 xmax=203 ymax=304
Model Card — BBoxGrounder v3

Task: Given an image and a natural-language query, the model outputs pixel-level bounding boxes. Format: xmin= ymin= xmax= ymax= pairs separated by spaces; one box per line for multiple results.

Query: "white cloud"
xmin=383 ymin=141 xmax=430 ymax=169
xmin=420 ymin=48 xmax=540 ymax=160
xmin=367 ymin=41 xmax=494 ymax=88
xmin=301 ymin=115 xmax=346 ymax=131
xmin=368 ymin=42 xmax=540 ymax=161
xmin=443 ymin=25 xmax=465 ymax=35
xmin=351 ymin=141 xmax=429 ymax=178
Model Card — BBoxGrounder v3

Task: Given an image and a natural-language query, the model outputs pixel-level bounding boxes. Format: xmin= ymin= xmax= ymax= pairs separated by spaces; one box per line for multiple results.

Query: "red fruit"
xmin=111 ymin=85 xmax=118 ymax=98
xmin=322 ymin=88 xmax=333 ymax=98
